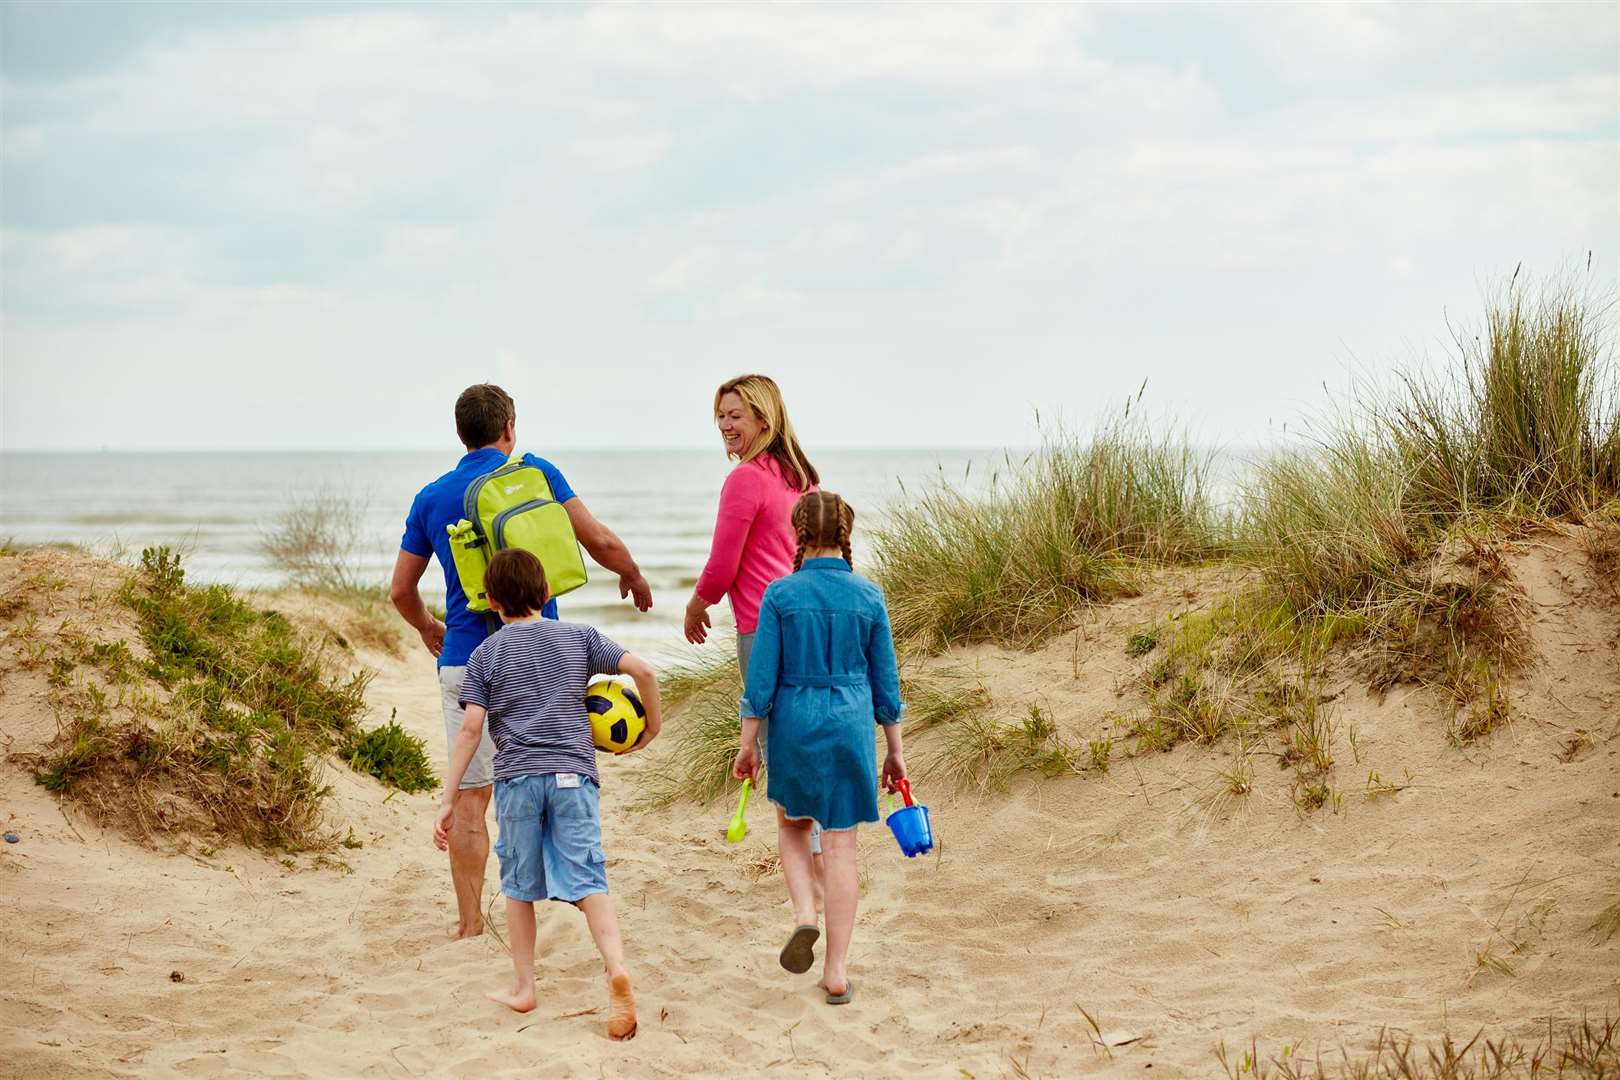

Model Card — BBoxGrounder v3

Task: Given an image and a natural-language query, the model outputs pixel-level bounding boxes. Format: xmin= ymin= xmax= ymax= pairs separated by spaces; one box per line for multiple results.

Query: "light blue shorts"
xmin=493 ymin=773 xmax=609 ymax=904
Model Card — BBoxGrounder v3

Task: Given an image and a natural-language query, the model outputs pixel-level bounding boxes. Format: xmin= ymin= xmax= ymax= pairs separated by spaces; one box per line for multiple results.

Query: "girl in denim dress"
xmin=731 ymin=491 xmax=906 ymax=1006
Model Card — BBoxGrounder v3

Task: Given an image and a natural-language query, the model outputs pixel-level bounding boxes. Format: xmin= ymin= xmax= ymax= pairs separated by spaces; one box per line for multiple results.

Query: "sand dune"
xmin=2 ymin=535 xmax=1617 ymax=1077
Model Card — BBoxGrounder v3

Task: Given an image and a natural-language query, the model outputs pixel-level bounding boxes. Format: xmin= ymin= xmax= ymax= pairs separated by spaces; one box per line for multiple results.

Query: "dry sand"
xmin=2 ymin=535 xmax=1617 ymax=1078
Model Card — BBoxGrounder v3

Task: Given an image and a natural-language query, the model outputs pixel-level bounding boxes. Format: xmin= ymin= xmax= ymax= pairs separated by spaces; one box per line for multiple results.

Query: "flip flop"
xmin=825 ymin=978 xmax=854 ymax=1005
xmin=778 ymin=924 xmax=819 ymax=974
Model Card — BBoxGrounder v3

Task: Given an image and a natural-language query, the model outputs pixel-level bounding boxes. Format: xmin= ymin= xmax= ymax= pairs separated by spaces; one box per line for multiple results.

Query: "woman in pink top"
xmin=685 ymin=374 xmax=820 ymax=656
xmin=686 ymin=374 xmax=825 ymax=885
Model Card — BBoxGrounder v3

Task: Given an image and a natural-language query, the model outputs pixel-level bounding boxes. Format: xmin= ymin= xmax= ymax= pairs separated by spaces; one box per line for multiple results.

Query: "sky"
xmin=1 ymin=1 xmax=1616 ymax=452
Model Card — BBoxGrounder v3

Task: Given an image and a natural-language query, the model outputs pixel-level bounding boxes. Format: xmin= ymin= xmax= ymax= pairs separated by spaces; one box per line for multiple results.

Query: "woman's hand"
xmin=732 ymin=741 xmax=760 ymax=782
xmin=432 ymin=800 xmax=454 ymax=851
xmin=881 ymin=750 xmax=907 ymax=793
xmin=684 ymin=594 xmax=712 ymax=644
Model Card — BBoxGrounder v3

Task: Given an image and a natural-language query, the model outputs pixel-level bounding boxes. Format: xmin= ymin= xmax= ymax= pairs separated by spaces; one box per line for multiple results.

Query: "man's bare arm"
xmin=390 ymin=549 xmax=445 ymax=658
xmin=564 ymin=498 xmax=652 ymax=612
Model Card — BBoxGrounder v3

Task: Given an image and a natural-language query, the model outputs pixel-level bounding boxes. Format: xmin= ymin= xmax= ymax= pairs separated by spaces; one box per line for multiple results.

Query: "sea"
xmin=0 ymin=449 xmax=1010 ymax=668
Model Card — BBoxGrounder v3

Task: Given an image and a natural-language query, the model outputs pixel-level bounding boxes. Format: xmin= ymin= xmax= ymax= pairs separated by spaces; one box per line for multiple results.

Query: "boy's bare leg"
xmin=812 ymin=853 xmax=827 ymax=915
xmin=777 ymin=810 xmax=818 ymax=929
xmin=448 ymin=785 xmax=492 ymax=938
xmin=818 ymin=828 xmax=859 ymax=998
xmin=486 ymin=898 xmax=537 ymax=1012
xmin=576 ymin=893 xmax=637 ymax=1040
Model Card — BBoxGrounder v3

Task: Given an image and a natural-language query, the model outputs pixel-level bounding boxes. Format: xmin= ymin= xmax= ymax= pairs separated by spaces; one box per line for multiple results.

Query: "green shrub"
xmin=33 ymin=547 xmax=374 ymax=851
xmin=343 ymin=713 xmax=439 ymax=793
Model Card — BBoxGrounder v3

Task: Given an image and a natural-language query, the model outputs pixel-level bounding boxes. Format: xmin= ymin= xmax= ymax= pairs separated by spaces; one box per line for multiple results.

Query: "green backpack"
xmin=446 ymin=457 xmax=588 ymax=613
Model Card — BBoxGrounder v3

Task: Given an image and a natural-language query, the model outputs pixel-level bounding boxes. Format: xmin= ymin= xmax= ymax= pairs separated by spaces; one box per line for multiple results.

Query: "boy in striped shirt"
xmin=433 ymin=548 xmax=662 ymax=1040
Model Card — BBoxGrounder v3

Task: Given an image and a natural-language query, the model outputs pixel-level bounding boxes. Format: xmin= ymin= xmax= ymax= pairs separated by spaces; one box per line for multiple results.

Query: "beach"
xmin=2 ymin=534 xmax=1616 ymax=1077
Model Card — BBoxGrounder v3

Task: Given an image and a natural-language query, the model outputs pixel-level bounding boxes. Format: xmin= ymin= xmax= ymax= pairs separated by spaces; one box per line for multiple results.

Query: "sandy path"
xmin=3 ymin=538 xmax=1618 ymax=1077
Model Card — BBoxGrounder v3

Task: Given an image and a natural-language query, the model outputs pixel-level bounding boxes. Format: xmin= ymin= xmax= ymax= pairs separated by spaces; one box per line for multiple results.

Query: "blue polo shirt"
xmin=401 ymin=448 xmax=577 ymax=668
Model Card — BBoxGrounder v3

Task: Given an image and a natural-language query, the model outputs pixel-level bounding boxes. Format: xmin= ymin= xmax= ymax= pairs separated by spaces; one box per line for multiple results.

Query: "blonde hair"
xmin=790 ymin=491 xmax=854 ymax=572
xmin=714 ymin=374 xmax=819 ymax=493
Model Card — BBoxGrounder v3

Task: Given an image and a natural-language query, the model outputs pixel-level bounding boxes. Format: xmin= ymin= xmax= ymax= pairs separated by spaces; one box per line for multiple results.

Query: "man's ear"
xmin=503 ymin=418 xmax=516 ymax=443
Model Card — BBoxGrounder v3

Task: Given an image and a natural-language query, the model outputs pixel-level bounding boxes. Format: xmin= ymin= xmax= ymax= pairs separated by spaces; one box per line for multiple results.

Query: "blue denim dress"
xmin=739 ymin=558 xmax=904 ymax=831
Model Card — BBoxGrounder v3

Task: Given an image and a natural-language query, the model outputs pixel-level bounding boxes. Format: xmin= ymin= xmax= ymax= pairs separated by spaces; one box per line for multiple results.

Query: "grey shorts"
xmin=738 ymin=632 xmax=821 ymax=856
xmin=440 ymin=665 xmax=496 ymax=789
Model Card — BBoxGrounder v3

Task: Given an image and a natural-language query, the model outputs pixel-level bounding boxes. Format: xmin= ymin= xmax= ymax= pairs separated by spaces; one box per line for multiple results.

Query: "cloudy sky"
xmin=2 ymin=2 xmax=1615 ymax=451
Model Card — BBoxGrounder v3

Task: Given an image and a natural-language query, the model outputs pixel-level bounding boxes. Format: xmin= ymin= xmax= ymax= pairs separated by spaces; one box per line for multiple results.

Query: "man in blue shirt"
xmin=390 ymin=383 xmax=652 ymax=939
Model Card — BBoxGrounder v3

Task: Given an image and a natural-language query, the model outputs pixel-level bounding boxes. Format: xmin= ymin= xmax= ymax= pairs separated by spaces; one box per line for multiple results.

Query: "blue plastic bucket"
xmin=886 ymin=803 xmax=934 ymax=857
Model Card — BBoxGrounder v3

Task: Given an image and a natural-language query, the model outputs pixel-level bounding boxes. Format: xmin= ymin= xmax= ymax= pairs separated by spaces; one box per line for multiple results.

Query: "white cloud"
xmin=1 ymin=2 xmax=1616 ymax=451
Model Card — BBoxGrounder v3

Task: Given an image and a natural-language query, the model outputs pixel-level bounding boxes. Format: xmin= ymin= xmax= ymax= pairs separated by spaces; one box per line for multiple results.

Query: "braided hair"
xmin=790 ymin=491 xmax=855 ymax=572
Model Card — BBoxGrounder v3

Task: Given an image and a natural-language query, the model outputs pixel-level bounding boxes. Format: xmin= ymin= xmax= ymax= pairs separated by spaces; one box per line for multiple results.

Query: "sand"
xmin=2 ymin=534 xmax=1617 ymax=1078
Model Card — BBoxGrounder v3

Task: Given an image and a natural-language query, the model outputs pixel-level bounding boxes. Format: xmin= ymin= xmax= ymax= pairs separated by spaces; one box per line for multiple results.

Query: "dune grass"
xmin=1216 ymin=1012 xmax=1618 ymax=1078
xmin=871 ymin=402 xmax=1224 ymax=651
xmin=28 ymin=546 xmax=380 ymax=850
xmin=1243 ymin=274 xmax=1616 ymax=620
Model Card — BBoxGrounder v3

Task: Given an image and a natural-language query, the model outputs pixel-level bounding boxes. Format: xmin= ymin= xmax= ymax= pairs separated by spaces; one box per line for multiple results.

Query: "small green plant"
xmin=1447 ymin=666 xmax=1511 ymax=746
xmin=1291 ymin=781 xmax=1332 ymax=812
xmin=1127 ymin=712 xmax=1177 ymax=755
xmin=1124 ymin=628 xmax=1159 ymax=658
xmin=1087 ymin=732 xmax=1112 ymax=774
xmin=47 ymin=656 xmax=76 ymax=687
xmin=342 ymin=711 xmax=438 ymax=793
xmin=924 ymin=704 xmax=1076 ymax=790
xmin=1364 ymin=768 xmax=1414 ymax=799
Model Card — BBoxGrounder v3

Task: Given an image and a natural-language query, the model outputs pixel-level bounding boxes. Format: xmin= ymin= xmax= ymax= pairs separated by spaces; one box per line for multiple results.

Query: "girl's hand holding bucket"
xmin=885 ymin=778 xmax=934 ymax=857
xmin=881 ymin=748 xmax=907 ymax=794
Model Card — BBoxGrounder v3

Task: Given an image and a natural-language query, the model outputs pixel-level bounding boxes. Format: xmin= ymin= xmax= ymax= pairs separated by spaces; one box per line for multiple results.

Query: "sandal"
xmin=778 ymin=924 xmax=819 ymax=974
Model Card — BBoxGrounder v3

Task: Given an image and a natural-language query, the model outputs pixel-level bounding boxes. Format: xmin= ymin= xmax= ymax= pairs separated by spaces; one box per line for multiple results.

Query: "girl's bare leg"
xmin=777 ymin=810 xmax=819 ymax=928
xmin=486 ymin=899 xmax=536 ymax=1012
xmin=818 ymin=828 xmax=859 ymax=998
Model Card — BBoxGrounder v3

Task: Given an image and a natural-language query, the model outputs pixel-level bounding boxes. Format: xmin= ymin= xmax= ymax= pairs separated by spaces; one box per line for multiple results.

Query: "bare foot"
xmin=606 ymin=971 xmax=637 ymax=1041
xmin=486 ymin=985 xmax=536 ymax=1013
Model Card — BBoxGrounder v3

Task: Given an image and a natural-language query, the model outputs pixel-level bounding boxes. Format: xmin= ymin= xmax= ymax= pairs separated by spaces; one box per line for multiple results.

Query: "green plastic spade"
xmin=726 ymin=777 xmax=753 ymax=843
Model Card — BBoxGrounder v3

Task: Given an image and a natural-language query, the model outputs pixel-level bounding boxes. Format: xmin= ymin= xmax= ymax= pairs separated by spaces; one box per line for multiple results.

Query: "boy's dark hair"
xmin=455 ymin=383 xmax=516 ymax=449
xmin=484 ymin=549 xmax=549 ymax=616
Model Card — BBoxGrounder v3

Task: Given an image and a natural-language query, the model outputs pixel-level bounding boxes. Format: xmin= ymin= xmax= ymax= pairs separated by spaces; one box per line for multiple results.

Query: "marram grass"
xmin=872 ymin=405 xmax=1225 ymax=651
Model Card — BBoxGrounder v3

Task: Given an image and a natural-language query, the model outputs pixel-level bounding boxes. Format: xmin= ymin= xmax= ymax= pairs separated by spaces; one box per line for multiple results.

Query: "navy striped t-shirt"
xmin=459 ymin=619 xmax=628 ymax=783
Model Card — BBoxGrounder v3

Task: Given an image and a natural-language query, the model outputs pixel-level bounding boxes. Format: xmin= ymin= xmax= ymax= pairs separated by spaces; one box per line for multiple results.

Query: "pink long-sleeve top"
xmin=694 ymin=454 xmax=816 ymax=635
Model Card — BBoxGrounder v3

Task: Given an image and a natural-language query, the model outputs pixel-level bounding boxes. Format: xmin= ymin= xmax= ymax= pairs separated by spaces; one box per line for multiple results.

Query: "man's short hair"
xmin=484 ymin=549 xmax=549 ymax=617
xmin=456 ymin=384 xmax=516 ymax=449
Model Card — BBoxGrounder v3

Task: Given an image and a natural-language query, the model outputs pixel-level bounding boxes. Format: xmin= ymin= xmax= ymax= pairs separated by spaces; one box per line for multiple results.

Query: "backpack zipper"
xmin=490 ymin=498 xmax=557 ymax=548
